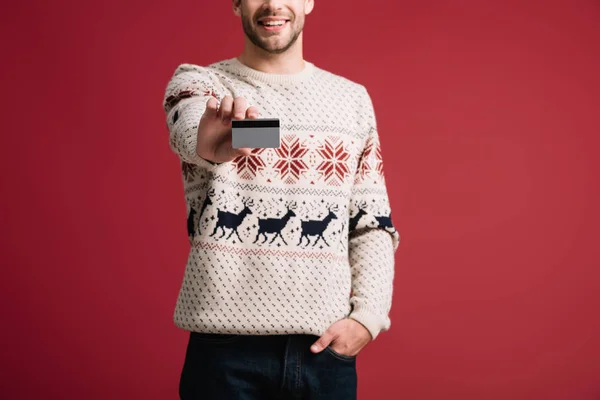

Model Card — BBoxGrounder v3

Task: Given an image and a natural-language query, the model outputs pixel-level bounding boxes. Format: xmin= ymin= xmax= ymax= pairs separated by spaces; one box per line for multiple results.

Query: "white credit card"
xmin=232 ymin=118 xmax=280 ymax=148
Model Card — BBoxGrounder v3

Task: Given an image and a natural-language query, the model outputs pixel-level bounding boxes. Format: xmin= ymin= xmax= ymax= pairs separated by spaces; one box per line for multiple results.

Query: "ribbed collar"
xmin=226 ymin=57 xmax=317 ymax=85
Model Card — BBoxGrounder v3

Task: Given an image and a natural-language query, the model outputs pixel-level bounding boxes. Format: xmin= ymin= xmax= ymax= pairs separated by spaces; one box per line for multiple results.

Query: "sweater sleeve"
xmin=162 ymin=64 xmax=226 ymax=169
xmin=347 ymin=86 xmax=401 ymax=341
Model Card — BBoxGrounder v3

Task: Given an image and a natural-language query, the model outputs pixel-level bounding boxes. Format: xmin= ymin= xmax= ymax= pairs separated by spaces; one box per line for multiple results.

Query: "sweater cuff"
xmin=348 ymin=304 xmax=389 ymax=341
xmin=167 ymin=96 xmax=228 ymax=171
xmin=188 ymin=143 xmax=224 ymax=171
xmin=179 ymin=116 xmax=224 ymax=171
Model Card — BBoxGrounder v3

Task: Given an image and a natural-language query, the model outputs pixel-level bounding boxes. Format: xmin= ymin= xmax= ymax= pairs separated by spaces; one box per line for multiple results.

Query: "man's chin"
xmin=265 ymin=48 xmax=288 ymax=55
xmin=245 ymin=30 xmax=297 ymax=54
xmin=256 ymin=40 xmax=292 ymax=54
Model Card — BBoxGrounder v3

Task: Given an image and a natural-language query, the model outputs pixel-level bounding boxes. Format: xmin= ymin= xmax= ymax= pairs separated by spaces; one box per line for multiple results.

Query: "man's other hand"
xmin=310 ymin=318 xmax=373 ymax=357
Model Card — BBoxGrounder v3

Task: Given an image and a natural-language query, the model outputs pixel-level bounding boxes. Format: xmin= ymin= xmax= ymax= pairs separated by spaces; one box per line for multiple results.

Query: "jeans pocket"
xmin=325 ymin=346 xmax=357 ymax=362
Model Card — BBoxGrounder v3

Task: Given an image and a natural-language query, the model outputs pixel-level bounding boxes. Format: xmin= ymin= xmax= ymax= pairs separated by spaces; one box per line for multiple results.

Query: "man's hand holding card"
xmin=196 ymin=95 xmax=279 ymax=164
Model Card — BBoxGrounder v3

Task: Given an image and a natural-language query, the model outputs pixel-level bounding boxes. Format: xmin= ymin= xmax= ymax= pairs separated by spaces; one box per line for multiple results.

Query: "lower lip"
xmin=259 ymin=21 xmax=288 ymax=32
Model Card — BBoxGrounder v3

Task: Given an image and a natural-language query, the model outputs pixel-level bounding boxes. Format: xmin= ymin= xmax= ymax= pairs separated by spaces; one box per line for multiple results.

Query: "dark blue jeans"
xmin=179 ymin=331 xmax=358 ymax=400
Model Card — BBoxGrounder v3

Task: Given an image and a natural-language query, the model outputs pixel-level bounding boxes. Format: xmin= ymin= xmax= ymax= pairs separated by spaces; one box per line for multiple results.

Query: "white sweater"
xmin=162 ymin=57 xmax=400 ymax=340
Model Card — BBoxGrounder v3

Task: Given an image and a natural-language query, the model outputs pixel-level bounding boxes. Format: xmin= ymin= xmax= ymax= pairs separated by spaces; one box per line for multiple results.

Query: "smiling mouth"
xmin=258 ymin=20 xmax=289 ymax=27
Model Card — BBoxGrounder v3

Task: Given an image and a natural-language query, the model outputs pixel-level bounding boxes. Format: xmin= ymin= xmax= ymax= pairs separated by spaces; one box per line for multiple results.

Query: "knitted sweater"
xmin=162 ymin=58 xmax=400 ymax=340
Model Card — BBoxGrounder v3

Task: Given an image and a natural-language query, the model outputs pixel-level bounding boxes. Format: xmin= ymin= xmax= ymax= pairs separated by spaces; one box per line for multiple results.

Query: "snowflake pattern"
xmin=374 ymin=140 xmax=385 ymax=178
xmin=182 ymin=162 xmax=197 ymax=183
xmin=233 ymin=148 xmax=266 ymax=179
xmin=273 ymin=135 xmax=310 ymax=184
xmin=356 ymin=137 xmax=374 ymax=182
xmin=316 ymin=137 xmax=351 ymax=186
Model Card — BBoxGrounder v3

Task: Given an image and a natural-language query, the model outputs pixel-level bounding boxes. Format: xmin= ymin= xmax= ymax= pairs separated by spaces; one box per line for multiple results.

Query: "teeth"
xmin=263 ymin=20 xmax=285 ymax=26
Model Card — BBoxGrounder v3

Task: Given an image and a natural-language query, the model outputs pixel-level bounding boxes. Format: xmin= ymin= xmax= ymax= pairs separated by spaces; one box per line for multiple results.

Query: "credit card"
xmin=232 ymin=118 xmax=280 ymax=148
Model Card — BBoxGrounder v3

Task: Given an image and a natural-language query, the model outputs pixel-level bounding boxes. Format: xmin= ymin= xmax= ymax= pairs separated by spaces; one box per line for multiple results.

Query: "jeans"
xmin=179 ymin=331 xmax=358 ymax=400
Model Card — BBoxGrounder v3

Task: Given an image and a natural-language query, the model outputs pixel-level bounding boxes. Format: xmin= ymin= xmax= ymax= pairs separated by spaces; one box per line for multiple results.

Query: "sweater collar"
xmin=225 ymin=57 xmax=316 ymax=85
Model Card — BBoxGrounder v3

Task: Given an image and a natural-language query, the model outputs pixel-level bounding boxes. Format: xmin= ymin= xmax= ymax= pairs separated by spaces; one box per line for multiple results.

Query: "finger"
xmin=246 ymin=105 xmax=259 ymax=119
xmin=203 ymin=97 xmax=219 ymax=119
xmin=217 ymin=95 xmax=234 ymax=123
xmin=310 ymin=329 xmax=337 ymax=353
xmin=232 ymin=96 xmax=247 ymax=120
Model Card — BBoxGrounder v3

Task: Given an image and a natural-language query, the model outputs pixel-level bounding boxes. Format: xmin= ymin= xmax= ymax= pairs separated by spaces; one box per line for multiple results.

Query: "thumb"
xmin=311 ymin=330 xmax=337 ymax=354
xmin=230 ymin=146 xmax=252 ymax=158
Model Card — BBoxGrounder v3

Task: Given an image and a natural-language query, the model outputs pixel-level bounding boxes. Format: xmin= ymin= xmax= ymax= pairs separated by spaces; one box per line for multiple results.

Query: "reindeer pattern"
xmin=187 ymin=186 xmax=396 ymax=250
xmin=349 ymin=200 xmax=397 ymax=234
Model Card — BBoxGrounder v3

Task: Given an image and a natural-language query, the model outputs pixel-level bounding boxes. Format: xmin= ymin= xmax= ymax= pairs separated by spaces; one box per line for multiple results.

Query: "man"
xmin=162 ymin=0 xmax=400 ymax=399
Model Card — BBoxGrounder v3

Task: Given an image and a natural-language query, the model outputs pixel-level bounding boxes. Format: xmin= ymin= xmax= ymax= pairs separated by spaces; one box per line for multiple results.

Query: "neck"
xmin=238 ymin=36 xmax=305 ymax=74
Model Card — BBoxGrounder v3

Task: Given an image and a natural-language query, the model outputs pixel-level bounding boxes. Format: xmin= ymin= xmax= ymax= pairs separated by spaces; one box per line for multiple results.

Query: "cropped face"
xmin=233 ymin=0 xmax=314 ymax=54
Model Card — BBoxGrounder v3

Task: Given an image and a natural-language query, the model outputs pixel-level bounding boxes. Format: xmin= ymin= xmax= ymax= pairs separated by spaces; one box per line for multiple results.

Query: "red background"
xmin=1 ymin=0 xmax=599 ymax=399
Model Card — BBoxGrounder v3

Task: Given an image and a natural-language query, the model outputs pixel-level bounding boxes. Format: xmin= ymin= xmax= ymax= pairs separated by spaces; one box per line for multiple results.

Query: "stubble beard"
xmin=241 ymin=12 xmax=303 ymax=54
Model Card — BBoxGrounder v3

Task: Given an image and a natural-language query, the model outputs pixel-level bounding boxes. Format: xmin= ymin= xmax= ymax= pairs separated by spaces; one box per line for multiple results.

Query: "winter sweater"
xmin=162 ymin=57 xmax=400 ymax=341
